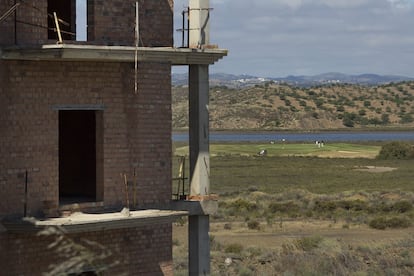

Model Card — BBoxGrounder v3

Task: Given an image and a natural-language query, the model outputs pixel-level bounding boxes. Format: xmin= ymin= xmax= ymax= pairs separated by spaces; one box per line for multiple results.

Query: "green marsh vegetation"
xmin=172 ymin=141 xmax=414 ymax=275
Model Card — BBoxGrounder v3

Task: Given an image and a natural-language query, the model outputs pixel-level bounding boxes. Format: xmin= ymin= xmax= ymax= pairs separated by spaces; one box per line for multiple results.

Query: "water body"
xmin=173 ymin=131 xmax=414 ymax=142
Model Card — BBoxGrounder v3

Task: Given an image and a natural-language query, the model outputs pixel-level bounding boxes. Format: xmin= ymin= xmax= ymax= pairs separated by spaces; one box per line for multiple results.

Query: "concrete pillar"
xmin=189 ymin=0 xmax=210 ymax=48
xmin=188 ymin=64 xmax=211 ymax=275
xmin=189 ymin=64 xmax=210 ymax=197
xmin=188 ymin=215 xmax=210 ymax=275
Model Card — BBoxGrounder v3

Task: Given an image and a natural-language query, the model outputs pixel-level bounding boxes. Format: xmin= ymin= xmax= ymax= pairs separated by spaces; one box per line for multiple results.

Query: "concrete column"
xmin=188 ymin=64 xmax=211 ymax=275
xmin=188 ymin=215 xmax=210 ymax=275
xmin=189 ymin=64 xmax=210 ymax=197
xmin=189 ymin=0 xmax=210 ymax=48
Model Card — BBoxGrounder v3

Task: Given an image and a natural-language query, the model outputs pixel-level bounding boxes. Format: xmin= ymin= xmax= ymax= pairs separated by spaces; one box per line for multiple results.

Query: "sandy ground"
xmin=353 ymin=166 xmax=397 ymax=173
xmin=174 ymin=220 xmax=414 ymax=249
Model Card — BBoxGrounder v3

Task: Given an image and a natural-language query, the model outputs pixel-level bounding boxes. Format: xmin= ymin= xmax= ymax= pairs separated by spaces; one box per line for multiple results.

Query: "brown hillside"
xmin=172 ymin=81 xmax=414 ymax=130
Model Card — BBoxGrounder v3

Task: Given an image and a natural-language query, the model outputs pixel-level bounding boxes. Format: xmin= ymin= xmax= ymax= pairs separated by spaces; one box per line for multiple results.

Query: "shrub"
xmin=391 ymin=201 xmax=413 ymax=213
xmin=248 ymin=186 xmax=258 ymax=192
xmin=381 ymin=113 xmax=390 ymax=124
xmin=224 ymin=223 xmax=232 ymax=230
xmin=268 ymin=203 xmax=301 ymax=219
xmin=294 ymin=236 xmax=323 ymax=251
xmin=313 ymin=200 xmax=337 ymax=212
xmin=369 ymin=216 xmax=412 ymax=229
xmin=343 ymin=112 xmax=356 ymax=127
xmin=247 ymin=220 xmax=261 ymax=230
xmin=237 ymin=266 xmax=253 ymax=276
xmin=336 ymin=105 xmax=345 ymax=112
xmin=400 ymin=114 xmax=414 ymax=124
xmin=377 ymin=142 xmax=414 ymax=160
xmin=369 ymin=217 xmax=388 ymax=230
xmin=225 ymin=243 xmax=244 ymax=254
xmin=268 ymin=201 xmax=300 ymax=214
xmin=227 ymin=198 xmax=258 ymax=212
xmin=337 ymin=199 xmax=368 ymax=211
xmin=387 ymin=217 xmax=411 ymax=228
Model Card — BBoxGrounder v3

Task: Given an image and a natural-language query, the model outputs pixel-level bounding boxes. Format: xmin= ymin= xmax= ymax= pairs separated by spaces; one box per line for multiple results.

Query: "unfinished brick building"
xmin=0 ymin=0 xmax=226 ymax=275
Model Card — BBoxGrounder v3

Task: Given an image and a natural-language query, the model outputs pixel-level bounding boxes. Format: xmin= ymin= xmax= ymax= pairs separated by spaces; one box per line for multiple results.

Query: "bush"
xmin=369 ymin=216 xmax=412 ymax=229
xmin=400 ymin=114 xmax=414 ymax=124
xmin=247 ymin=220 xmax=261 ymax=230
xmin=343 ymin=112 xmax=356 ymax=127
xmin=227 ymin=198 xmax=258 ymax=212
xmin=337 ymin=199 xmax=368 ymax=211
xmin=387 ymin=217 xmax=411 ymax=228
xmin=268 ymin=201 xmax=300 ymax=214
xmin=294 ymin=236 xmax=323 ymax=251
xmin=377 ymin=142 xmax=414 ymax=160
xmin=224 ymin=223 xmax=232 ymax=230
xmin=225 ymin=243 xmax=244 ymax=254
xmin=391 ymin=200 xmax=413 ymax=213
xmin=369 ymin=217 xmax=388 ymax=229
xmin=313 ymin=200 xmax=337 ymax=212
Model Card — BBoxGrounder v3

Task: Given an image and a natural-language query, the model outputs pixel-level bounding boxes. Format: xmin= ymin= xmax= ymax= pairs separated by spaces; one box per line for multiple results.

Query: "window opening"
xmin=59 ymin=110 xmax=102 ymax=204
xmin=48 ymin=0 xmax=87 ymax=41
xmin=48 ymin=0 xmax=74 ymax=40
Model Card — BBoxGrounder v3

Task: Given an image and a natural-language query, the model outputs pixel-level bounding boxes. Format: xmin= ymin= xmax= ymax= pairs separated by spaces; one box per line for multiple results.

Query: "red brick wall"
xmin=1 ymin=2 xmax=176 ymax=275
xmin=88 ymin=0 xmax=173 ymax=46
xmin=1 ymin=223 xmax=173 ymax=276
xmin=0 ymin=0 xmax=173 ymax=46
xmin=0 ymin=0 xmax=48 ymax=45
xmin=0 ymin=59 xmax=174 ymax=274
xmin=0 ymin=60 xmax=172 ymax=218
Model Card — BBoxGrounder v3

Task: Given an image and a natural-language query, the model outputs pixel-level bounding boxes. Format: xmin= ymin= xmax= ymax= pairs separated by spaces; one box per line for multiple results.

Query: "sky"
xmin=173 ymin=0 xmax=414 ymax=78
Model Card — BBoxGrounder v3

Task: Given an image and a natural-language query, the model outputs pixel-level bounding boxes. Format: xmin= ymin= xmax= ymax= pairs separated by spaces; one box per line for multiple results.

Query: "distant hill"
xmin=173 ymin=81 xmax=414 ymax=130
xmin=172 ymin=72 xmax=414 ymax=87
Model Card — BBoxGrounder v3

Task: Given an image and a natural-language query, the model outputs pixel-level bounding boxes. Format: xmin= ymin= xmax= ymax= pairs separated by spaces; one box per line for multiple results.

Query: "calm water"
xmin=173 ymin=131 xmax=414 ymax=142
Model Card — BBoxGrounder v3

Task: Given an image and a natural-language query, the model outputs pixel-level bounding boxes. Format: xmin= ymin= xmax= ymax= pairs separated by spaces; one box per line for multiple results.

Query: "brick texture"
xmin=1 ymin=223 xmax=173 ymax=276
xmin=0 ymin=59 xmax=172 ymax=213
xmin=1 ymin=0 xmax=177 ymax=275
xmin=0 ymin=0 xmax=173 ymax=46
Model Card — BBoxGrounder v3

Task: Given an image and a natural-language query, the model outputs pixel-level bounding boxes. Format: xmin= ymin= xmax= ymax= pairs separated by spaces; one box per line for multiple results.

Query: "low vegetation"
xmin=172 ymin=142 xmax=414 ymax=275
xmin=377 ymin=141 xmax=414 ymax=160
xmin=173 ymin=81 xmax=414 ymax=130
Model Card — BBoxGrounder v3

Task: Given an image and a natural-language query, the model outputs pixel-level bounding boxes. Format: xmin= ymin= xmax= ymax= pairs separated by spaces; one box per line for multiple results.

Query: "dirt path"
xmin=174 ymin=220 xmax=414 ymax=249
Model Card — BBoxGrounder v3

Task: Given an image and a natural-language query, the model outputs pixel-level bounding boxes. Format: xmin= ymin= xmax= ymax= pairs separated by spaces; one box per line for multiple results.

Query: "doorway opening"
xmin=59 ymin=110 xmax=103 ymax=204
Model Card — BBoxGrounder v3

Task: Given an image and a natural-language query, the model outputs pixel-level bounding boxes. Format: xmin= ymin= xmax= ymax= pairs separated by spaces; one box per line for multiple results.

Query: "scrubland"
xmin=173 ymin=142 xmax=414 ymax=275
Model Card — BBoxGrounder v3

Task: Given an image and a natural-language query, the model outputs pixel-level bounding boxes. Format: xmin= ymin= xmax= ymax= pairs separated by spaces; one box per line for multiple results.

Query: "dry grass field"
xmin=172 ymin=143 xmax=414 ymax=275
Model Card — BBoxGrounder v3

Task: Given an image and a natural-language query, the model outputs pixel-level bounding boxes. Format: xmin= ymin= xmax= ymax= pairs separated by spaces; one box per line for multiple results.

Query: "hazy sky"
xmin=173 ymin=0 xmax=414 ymax=77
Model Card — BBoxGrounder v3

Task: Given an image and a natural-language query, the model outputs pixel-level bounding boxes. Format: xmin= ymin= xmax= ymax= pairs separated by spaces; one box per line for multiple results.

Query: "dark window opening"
xmin=48 ymin=0 xmax=87 ymax=41
xmin=48 ymin=0 xmax=75 ymax=40
xmin=59 ymin=110 xmax=102 ymax=204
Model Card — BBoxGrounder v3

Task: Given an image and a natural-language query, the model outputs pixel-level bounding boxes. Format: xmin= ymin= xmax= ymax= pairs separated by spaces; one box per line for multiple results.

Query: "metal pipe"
xmin=187 ymin=7 xmax=190 ymax=48
xmin=14 ymin=0 xmax=17 ymax=44
xmin=53 ymin=12 xmax=63 ymax=43
xmin=134 ymin=1 xmax=139 ymax=93
xmin=0 ymin=2 xmax=20 ymax=23
xmin=23 ymin=170 xmax=28 ymax=217
xmin=181 ymin=10 xmax=185 ymax=47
